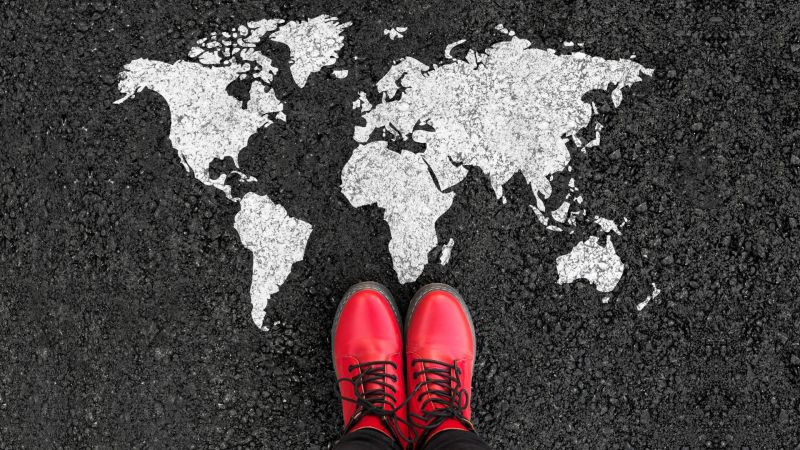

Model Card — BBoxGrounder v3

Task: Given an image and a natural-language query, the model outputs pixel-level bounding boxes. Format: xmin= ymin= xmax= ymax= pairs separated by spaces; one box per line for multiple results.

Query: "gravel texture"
xmin=2 ymin=0 xmax=800 ymax=448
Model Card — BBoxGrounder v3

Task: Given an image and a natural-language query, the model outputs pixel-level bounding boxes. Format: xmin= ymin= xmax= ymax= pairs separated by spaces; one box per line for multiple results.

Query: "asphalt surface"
xmin=3 ymin=0 xmax=800 ymax=448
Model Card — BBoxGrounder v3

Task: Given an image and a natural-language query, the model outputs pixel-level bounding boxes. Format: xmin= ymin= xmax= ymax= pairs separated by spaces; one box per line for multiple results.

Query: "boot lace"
xmin=408 ymin=358 xmax=474 ymax=445
xmin=338 ymin=360 xmax=414 ymax=447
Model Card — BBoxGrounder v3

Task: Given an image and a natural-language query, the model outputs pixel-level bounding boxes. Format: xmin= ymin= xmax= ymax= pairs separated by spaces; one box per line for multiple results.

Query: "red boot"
xmin=332 ymin=282 xmax=408 ymax=445
xmin=405 ymin=283 xmax=476 ymax=448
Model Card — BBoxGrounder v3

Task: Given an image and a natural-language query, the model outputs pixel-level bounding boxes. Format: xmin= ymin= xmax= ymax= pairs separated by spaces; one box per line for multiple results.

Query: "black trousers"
xmin=332 ymin=429 xmax=490 ymax=450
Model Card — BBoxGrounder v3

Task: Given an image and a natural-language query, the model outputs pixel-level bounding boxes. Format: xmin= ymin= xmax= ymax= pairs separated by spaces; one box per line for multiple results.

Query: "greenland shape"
xmin=271 ymin=15 xmax=351 ymax=87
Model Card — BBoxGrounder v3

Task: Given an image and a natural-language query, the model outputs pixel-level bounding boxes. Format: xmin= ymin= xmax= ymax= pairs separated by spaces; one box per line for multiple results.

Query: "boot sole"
xmin=405 ymin=283 xmax=476 ymax=357
xmin=331 ymin=281 xmax=402 ymax=366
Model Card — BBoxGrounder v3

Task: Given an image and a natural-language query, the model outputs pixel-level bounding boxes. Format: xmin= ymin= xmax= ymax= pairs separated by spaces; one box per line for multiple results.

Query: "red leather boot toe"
xmin=332 ymin=282 xmax=408 ymax=444
xmin=405 ymin=283 xmax=476 ymax=448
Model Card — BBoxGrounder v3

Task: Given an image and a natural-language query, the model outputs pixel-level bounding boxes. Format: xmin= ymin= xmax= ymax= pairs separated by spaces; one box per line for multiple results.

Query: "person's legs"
xmin=331 ymin=428 xmax=490 ymax=450
xmin=332 ymin=428 xmax=402 ymax=450
xmin=421 ymin=429 xmax=490 ymax=450
xmin=404 ymin=284 xmax=491 ymax=449
xmin=331 ymin=427 xmax=489 ymax=450
xmin=331 ymin=282 xmax=408 ymax=449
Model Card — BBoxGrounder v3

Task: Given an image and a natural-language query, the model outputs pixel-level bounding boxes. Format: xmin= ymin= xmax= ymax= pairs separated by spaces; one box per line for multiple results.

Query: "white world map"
xmin=115 ymin=15 xmax=654 ymax=330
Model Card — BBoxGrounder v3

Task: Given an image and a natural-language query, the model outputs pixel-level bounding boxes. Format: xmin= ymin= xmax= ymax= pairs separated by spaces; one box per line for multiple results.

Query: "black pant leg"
xmin=332 ymin=429 xmax=402 ymax=450
xmin=422 ymin=430 xmax=491 ymax=450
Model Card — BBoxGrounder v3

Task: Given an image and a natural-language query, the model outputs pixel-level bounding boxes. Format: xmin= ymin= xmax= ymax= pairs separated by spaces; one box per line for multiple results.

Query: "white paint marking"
xmin=594 ymin=216 xmax=623 ymax=235
xmin=116 ymin=15 xmax=343 ymax=331
xmin=341 ymin=142 xmax=454 ymax=283
xmin=353 ymin=91 xmax=373 ymax=112
xmin=444 ymin=39 xmax=467 ymax=60
xmin=556 ymin=236 xmax=624 ymax=292
xmin=584 ymin=123 xmax=603 ymax=149
xmin=439 ymin=238 xmax=455 ymax=265
xmin=636 ymin=283 xmax=661 ymax=311
xmin=116 ymin=59 xmax=282 ymax=199
xmin=355 ymin=37 xmax=652 ymax=204
xmin=494 ymin=24 xmax=516 ymax=36
xmin=383 ymin=26 xmax=408 ymax=40
xmin=534 ymin=193 xmax=546 ymax=212
xmin=530 ymin=205 xmax=549 ymax=226
xmin=234 ymin=193 xmax=313 ymax=330
xmin=551 ymin=201 xmax=570 ymax=223
xmin=345 ymin=33 xmax=648 ymax=285
xmin=230 ymin=170 xmax=257 ymax=183
xmin=270 ymin=15 xmax=351 ymax=88
xmin=567 ymin=211 xmax=580 ymax=227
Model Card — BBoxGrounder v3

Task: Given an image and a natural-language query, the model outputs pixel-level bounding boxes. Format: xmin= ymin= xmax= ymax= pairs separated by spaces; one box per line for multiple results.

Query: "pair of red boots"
xmin=332 ymin=282 xmax=476 ymax=449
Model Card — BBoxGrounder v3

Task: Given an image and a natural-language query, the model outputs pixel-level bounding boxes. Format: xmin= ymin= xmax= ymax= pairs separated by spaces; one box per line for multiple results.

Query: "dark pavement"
xmin=2 ymin=0 xmax=800 ymax=447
